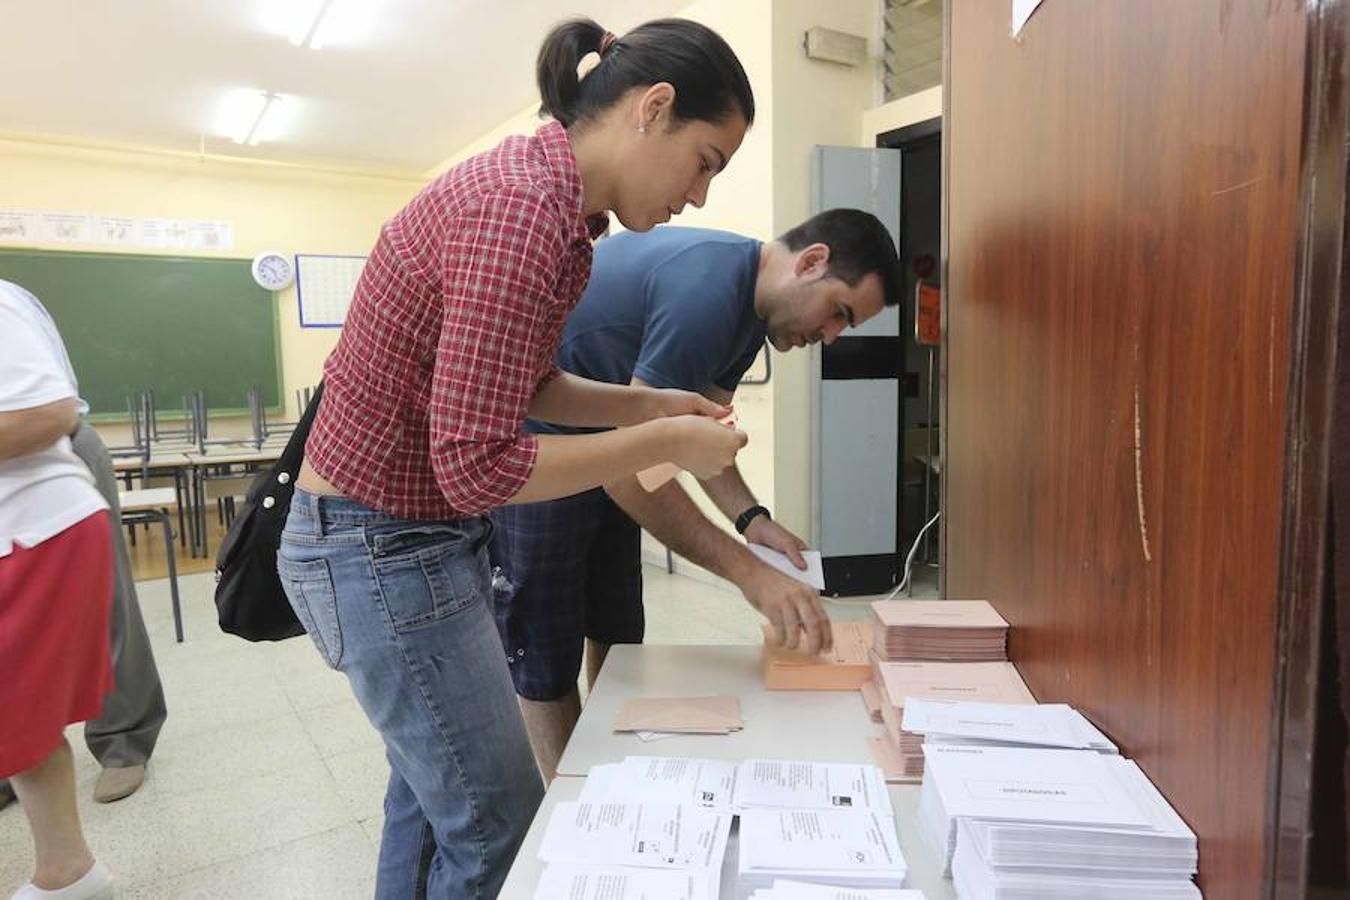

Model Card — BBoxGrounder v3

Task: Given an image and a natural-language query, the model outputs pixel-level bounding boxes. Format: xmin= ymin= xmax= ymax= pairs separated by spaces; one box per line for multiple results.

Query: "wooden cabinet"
xmin=941 ymin=2 xmax=1346 ymax=896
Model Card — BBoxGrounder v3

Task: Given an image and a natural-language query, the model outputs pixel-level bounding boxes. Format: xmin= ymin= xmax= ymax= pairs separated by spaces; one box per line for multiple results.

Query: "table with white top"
xmin=555 ymin=643 xmax=884 ymax=777
xmin=501 ymin=642 xmax=957 ymax=900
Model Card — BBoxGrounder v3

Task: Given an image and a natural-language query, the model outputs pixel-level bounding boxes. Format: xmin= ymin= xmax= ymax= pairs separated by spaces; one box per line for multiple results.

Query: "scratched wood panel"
xmin=943 ymin=2 xmax=1306 ymax=896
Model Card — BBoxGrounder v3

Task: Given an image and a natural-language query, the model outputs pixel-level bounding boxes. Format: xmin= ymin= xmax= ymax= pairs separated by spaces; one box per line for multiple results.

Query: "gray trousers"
xmin=70 ymin=422 xmax=167 ymax=767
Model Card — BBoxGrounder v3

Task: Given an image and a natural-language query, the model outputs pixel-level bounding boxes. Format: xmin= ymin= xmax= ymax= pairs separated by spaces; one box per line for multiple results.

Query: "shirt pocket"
xmin=277 ymin=556 xmax=344 ymax=669
xmin=368 ymin=524 xmax=483 ymax=633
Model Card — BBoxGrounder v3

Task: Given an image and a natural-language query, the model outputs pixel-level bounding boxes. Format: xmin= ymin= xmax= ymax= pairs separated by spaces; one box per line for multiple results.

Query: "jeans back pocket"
xmin=369 ymin=525 xmax=483 ymax=633
xmin=277 ymin=556 xmax=344 ymax=668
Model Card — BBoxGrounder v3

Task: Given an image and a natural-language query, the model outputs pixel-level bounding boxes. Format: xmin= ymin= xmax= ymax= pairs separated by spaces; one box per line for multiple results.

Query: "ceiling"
xmin=0 ymin=0 xmax=692 ymax=174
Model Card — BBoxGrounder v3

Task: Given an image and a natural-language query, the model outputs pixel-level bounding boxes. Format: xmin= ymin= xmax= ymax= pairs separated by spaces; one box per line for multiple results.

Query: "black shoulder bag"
xmin=213 ymin=382 xmax=324 ymax=641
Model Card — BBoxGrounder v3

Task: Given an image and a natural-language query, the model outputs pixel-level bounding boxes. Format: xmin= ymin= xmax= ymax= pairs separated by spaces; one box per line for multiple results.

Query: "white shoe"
xmin=10 ymin=861 xmax=113 ymax=900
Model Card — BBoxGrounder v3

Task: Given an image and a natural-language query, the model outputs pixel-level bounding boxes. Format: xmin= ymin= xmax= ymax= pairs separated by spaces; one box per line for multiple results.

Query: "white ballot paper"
xmin=918 ymin=745 xmax=1153 ymax=870
xmin=540 ymin=801 xmax=732 ymax=871
xmin=923 ymin=746 xmax=1148 ymax=826
xmin=581 ymin=757 xmax=739 ymax=811
xmin=738 ymin=808 xmax=908 ymax=874
xmin=751 ymin=880 xmax=924 ymax=900
xmin=732 ymin=760 xmax=893 ymax=815
xmin=748 ymin=546 xmax=826 ymax=590
xmin=533 ymin=865 xmax=715 ymax=900
xmin=901 ymin=700 xmax=1116 ymax=752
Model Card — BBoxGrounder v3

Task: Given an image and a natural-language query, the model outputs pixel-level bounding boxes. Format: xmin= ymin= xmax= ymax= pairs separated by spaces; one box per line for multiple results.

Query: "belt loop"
xmin=311 ymin=493 xmax=328 ymax=538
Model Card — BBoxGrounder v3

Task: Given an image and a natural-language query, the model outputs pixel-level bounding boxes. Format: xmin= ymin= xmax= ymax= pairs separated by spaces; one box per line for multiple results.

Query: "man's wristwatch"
xmin=734 ymin=505 xmax=771 ymax=535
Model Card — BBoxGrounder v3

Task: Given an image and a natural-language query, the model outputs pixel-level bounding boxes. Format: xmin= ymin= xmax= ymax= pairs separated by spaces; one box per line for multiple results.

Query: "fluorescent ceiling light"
xmin=214 ymin=89 xmax=296 ymax=145
xmin=250 ymin=94 xmax=296 ymax=145
xmin=260 ymin=0 xmax=379 ymax=49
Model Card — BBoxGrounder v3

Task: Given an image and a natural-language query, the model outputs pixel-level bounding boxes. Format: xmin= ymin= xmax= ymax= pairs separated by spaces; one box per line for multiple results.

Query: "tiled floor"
xmin=0 ymin=563 xmax=938 ymax=898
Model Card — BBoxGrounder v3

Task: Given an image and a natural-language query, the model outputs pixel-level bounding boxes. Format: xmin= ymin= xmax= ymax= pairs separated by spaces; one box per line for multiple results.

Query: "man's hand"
xmin=740 ymin=566 xmax=833 ymax=654
xmin=743 ymin=517 xmax=810 ymax=570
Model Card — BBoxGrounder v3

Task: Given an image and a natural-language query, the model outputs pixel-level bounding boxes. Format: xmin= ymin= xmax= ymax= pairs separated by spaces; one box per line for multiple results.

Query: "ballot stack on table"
xmin=532 ymin=757 xmax=921 ymax=899
xmin=914 ymin=737 xmax=1201 ymax=900
xmin=864 ymin=600 xmax=1029 ymax=782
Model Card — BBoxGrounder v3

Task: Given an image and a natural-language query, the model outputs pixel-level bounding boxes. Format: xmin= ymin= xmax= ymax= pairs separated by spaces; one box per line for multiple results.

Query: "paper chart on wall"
xmin=296 ymin=254 xmax=367 ymax=327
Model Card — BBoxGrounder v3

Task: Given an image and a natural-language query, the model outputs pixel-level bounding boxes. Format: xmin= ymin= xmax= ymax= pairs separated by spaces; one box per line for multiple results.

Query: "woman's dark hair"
xmin=779 ymin=209 xmax=904 ymax=307
xmin=537 ymin=17 xmax=754 ymax=130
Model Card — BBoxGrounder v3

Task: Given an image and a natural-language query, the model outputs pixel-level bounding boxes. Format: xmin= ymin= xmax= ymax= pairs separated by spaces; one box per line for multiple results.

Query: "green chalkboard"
xmin=0 ymin=249 xmax=281 ymax=419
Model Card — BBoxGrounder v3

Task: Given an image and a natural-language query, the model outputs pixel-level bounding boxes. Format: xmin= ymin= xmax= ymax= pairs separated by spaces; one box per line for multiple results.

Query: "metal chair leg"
xmin=154 ymin=509 xmax=184 ymax=643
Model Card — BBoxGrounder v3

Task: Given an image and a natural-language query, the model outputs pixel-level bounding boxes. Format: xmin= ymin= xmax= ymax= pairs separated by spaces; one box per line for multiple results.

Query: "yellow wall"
xmin=767 ymin=0 xmax=884 ymax=544
xmin=860 ymin=85 xmax=942 ymax=144
xmin=0 ymin=137 xmax=421 ymax=441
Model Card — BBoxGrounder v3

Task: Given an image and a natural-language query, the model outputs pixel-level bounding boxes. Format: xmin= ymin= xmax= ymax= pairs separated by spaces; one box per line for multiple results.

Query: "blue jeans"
xmin=278 ymin=489 xmax=543 ymax=899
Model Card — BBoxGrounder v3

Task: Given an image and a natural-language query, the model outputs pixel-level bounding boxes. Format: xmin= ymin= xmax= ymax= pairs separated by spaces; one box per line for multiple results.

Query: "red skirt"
xmin=0 ymin=511 xmax=114 ymax=777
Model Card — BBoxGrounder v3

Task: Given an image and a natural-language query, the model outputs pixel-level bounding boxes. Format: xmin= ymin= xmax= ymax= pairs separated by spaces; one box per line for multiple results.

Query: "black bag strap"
xmin=281 ymin=382 xmax=325 ymax=471
xmin=247 ymin=382 xmax=324 ymax=505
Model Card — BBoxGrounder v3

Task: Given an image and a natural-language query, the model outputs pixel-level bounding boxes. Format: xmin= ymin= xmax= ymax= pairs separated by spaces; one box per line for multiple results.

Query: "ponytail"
xmin=536 ymin=17 xmax=755 ymax=130
xmin=536 ymin=18 xmax=608 ymax=126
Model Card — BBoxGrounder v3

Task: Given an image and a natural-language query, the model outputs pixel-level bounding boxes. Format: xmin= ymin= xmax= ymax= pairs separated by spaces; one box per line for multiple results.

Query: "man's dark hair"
xmin=777 ymin=209 xmax=902 ymax=307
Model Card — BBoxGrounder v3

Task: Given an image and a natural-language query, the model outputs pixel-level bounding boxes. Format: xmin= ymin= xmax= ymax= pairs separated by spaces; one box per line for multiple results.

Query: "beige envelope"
xmin=613 ymin=695 xmax=744 ymax=734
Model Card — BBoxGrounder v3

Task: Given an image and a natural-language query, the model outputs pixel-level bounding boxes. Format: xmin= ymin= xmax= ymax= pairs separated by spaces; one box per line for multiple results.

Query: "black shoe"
xmin=0 ymin=779 xmax=14 ymax=811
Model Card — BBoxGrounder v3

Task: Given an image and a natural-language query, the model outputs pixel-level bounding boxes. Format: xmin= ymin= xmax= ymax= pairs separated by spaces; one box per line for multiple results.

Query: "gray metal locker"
xmin=810 ymin=145 xmax=902 ymax=594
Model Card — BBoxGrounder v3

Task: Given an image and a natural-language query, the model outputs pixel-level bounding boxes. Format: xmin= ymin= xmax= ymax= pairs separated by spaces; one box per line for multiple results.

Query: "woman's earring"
xmin=637 ymin=124 xmax=647 ymax=134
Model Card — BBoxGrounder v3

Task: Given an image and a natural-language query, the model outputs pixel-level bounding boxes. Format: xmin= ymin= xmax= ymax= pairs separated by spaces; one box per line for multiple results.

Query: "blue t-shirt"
xmin=531 ymin=227 xmax=766 ymax=434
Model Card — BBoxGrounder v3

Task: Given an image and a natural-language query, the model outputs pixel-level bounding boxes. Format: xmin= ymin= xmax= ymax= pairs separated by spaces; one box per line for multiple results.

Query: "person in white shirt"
xmin=0 ymin=283 xmax=167 ymax=810
xmin=0 ymin=279 xmax=116 ymax=900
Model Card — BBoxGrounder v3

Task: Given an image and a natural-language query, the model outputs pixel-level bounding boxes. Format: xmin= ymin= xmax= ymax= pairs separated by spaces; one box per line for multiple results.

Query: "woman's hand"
xmin=665 ymin=415 xmax=747 ymax=479
xmin=645 ymin=387 xmax=729 ymax=422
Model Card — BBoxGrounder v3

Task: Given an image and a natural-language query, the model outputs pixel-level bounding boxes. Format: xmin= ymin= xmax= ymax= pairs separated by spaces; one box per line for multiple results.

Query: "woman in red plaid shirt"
xmin=280 ymin=16 xmax=754 ymax=899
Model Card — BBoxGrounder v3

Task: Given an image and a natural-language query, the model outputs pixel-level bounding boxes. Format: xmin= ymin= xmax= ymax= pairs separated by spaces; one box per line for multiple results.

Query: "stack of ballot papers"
xmin=901 ymin=699 xmax=1117 ymax=753
xmin=614 ymin=695 xmax=744 ymax=739
xmin=535 ymin=867 xmax=719 ymax=900
xmin=582 ymin=756 xmax=738 ymax=810
xmin=738 ymin=808 xmax=908 ymax=893
xmin=536 ymin=800 xmax=731 ymax=899
xmin=870 ymin=600 xmax=1009 ymax=661
xmin=869 ymin=662 xmax=1035 ymax=781
xmin=579 ymin=756 xmax=894 ymax=816
xmin=763 ymin=622 xmax=874 ymax=691
xmin=747 ymin=879 xmax=925 ymax=899
xmin=918 ymin=745 xmax=1200 ymax=897
xmin=731 ymin=759 xmax=893 ymax=814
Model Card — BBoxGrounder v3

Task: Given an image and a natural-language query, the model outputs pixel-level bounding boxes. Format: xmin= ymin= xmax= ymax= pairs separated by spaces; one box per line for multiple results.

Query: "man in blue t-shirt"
xmin=489 ymin=209 xmax=902 ymax=777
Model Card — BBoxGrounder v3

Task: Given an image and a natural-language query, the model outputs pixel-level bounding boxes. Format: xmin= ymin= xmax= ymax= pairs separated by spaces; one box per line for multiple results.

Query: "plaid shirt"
xmin=307 ymin=121 xmax=607 ymax=520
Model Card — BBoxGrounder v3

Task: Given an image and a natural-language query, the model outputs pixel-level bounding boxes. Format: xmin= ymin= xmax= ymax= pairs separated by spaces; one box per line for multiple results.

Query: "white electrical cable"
xmin=882 ymin=510 xmax=941 ymax=600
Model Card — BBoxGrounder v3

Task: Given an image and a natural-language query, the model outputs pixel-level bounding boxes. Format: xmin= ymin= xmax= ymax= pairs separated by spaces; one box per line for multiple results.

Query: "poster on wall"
xmin=0 ymin=206 xmax=234 ymax=251
xmin=39 ymin=212 xmax=92 ymax=244
xmin=0 ymin=209 xmax=39 ymax=243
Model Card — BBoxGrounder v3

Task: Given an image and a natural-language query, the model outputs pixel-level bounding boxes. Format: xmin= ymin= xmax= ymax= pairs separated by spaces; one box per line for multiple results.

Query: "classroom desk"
xmin=555 ymin=644 xmax=884 ymax=777
xmin=111 ymin=452 xmax=195 ymax=553
xmin=182 ymin=445 xmax=284 ymax=557
xmin=502 ymin=729 xmax=956 ymax=898
xmin=118 ymin=487 xmax=184 ymax=641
